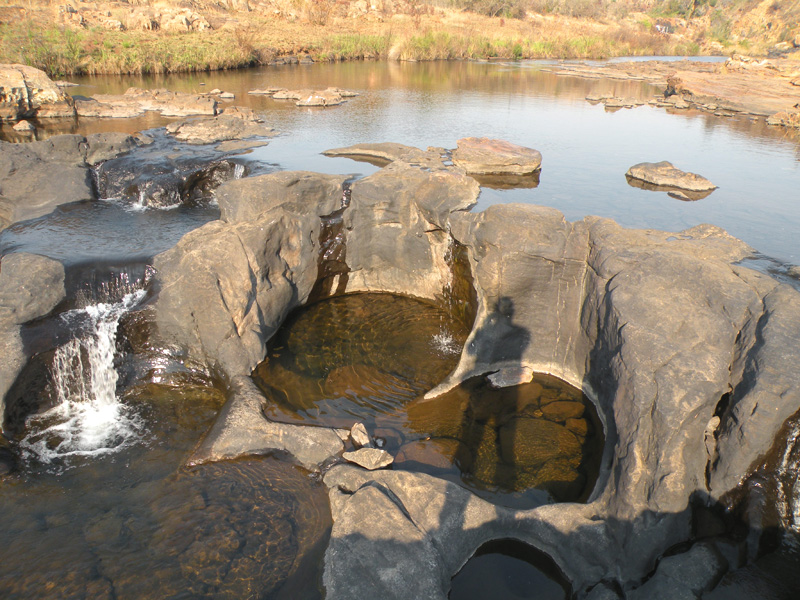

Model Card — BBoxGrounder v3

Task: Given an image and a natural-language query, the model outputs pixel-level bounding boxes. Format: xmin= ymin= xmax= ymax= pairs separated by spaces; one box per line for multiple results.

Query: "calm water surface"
xmin=3 ymin=59 xmax=796 ymax=265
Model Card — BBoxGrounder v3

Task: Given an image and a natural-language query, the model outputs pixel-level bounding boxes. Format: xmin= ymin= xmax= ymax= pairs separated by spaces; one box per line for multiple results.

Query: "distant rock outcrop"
xmin=0 ymin=64 xmax=76 ymax=121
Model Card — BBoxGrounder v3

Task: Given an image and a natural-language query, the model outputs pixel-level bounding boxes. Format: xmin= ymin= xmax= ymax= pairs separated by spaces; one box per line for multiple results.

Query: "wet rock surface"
xmin=626 ymin=161 xmax=717 ymax=193
xmin=0 ymin=64 xmax=76 ymax=121
xmin=0 ymin=132 xmax=139 ymax=230
xmin=95 ymin=131 xmax=247 ymax=209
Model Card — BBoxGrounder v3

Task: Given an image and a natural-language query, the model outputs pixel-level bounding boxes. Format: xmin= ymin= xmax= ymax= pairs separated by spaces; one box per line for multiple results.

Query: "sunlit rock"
xmin=0 ymin=64 xmax=75 ymax=121
xmin=626 ymin=160 xmax=717 ymax=192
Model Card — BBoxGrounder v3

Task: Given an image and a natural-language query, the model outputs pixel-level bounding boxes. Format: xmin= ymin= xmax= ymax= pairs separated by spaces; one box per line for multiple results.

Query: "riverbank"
xmin=0 ymin=1 xmax=758 ymax=77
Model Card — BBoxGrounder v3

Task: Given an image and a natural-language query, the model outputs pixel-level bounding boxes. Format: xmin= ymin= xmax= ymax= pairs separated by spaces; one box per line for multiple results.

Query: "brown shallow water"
xmin=0 ymin=382 xmax=331 ymax=600
xmin=253 ymin=292 xmax=603 ymax=507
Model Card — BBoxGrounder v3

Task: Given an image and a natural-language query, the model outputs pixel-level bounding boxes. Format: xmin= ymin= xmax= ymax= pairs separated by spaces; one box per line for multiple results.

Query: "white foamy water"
xmin=431 ymin=329 xmax=462 ymax=356
xmin=21 ymin=290 xmax=147 ymax=464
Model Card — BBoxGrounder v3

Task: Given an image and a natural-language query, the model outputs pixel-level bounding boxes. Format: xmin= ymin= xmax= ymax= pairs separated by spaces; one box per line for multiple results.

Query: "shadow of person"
xmin=466 ymin=296 xmax=531 ymax=366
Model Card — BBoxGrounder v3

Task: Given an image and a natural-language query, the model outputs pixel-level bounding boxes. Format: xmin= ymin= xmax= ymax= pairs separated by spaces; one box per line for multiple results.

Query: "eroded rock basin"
xmin=252 ymin=292 xmax=603 ymax=507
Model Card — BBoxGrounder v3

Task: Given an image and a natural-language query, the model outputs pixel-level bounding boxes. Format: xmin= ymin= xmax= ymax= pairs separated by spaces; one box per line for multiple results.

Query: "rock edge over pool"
xmin=148 ymin=153 xmax=800 ymax=598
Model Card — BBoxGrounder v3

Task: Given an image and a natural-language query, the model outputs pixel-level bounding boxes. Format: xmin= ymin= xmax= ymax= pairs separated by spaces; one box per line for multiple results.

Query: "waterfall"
xmin=21 ymin=289 xmax=147 ymax=464
xmin=233 ymin=163 xmax=245 ymax=179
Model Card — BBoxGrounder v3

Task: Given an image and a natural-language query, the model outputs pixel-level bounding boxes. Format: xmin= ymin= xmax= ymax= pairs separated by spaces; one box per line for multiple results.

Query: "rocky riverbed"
xmin=545 ymin=55 xmax=800 ymax=128
xmin=2 ymin=63 xmax=800 ymax=599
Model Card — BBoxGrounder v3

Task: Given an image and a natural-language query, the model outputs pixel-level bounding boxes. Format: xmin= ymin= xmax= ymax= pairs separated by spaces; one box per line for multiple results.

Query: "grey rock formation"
xmin=628 ymin=543 xmax=727 ymax=600
xmin=74 ymin=87 xmax=217 ymax=118
xmin=0 ymin=132 xmax=139 ymax=231
xmin=165 ymin=106 xmax=277 ymax=144
xmin=0 ymin=253 xmax=65 ymax=423
xmin=626 ymin=161 xmax=717 ymax=192
xmin=149 ymin=157 xmax=800 ymax=598
xmin=0 ymin=64 xmax=76 ymax=121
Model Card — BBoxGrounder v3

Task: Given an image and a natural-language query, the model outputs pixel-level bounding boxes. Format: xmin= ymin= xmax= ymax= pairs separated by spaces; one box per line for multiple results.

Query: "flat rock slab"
xmin=626 ymin=161 xmax=717 ymax=193
xmin=342 ymin=448 xmax=393 ymax=470
xmin=452 ymin=137 xmax=542 ymax=176
xmin=166 ymin=108 xmax=277 ymax=145
xmin=269 ymin=87 xmax=357 ymax=107
xmin=75 ymin=87 xmax=217 ymax=118
xmin=322 ymin=142 xmax=430 ymax=166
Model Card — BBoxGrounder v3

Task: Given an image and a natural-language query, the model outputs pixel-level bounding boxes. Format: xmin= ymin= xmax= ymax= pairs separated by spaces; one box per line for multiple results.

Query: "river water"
xmin=6 ymin=59 xmax=799 ymax=267
xmin=1 ymin=58 xmax=800 ymax=598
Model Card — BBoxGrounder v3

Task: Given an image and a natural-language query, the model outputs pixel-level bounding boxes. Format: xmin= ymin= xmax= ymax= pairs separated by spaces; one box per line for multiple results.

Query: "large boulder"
xmin=0 ymin=64 xmax=75 ymax=121
xmin=0 ymin=133 xmax=139 ymax=230
xmin=0 ymin=253 xmax=65 ymax=424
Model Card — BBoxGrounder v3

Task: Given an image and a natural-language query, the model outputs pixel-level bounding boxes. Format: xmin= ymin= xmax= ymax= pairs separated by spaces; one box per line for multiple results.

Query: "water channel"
xmin=1 ymin=58 xmax=799 ymax=598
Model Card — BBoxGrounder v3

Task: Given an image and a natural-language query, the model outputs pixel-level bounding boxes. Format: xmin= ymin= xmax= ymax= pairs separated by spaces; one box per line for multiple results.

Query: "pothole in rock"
xmin=252 ymin=292 xmax=604 ymax=507
xmin=449 ymin=539 xmax=571 ymax=600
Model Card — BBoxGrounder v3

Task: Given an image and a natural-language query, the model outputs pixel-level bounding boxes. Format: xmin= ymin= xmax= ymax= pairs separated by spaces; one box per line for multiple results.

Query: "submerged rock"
xmin=0 ymin=64 xmax=76 ymax=121
xmin=452 ymin=137 xmax=542 ymax=176
xmin=626 ymin=160 xmax=717 ymax=192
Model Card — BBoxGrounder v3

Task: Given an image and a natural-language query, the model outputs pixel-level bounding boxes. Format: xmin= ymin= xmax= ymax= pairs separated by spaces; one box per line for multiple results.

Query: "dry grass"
xmin=0 ymin=0 xmax=794 ymax=75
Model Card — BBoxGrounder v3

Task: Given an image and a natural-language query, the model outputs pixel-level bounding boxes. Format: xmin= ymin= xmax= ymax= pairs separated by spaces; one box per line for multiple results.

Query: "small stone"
xmin=12 ymin=120 xmax=35 ymax=132
xmin=219 ymin=92 xmax=235 ymax=99
xmin=342 ymin=448 xmax=393 ymax=470
xmin=350 ymin=422 xmax=371 ymax=448
xmin=208 ymin=88 xmax=222 ymax=95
